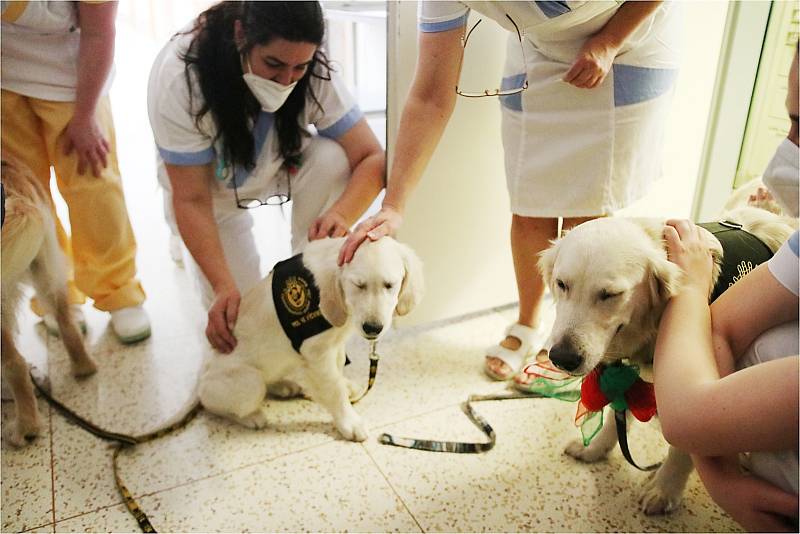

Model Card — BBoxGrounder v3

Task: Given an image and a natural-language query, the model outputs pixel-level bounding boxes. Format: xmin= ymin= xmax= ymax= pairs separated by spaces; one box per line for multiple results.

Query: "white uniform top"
xmin=738 ymin=231 xmax=799 ymax=495
xmin=147 ymin=29 xmax=362 ymax=217
xmin=1 ymin=0 xmax=114 ymax=101
xmin=419 ymin=1 xmax=681 ymax=217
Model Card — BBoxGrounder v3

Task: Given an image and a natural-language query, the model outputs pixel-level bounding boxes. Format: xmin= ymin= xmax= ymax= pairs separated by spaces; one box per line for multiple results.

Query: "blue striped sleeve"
xmin=158 ymin=145 xmax=216 ymax=166
xmin=419 ymin=13 xmax=468 ymax=33
xmin=318 ymin=105 xmax=363 ymax=139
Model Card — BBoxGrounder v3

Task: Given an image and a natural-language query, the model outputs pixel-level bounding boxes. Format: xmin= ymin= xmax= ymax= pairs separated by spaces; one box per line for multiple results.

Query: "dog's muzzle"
xmin=361 ymin=321 xmax=383 ymax=339
xmin=549 ymin=340 xmax=584 ymax=373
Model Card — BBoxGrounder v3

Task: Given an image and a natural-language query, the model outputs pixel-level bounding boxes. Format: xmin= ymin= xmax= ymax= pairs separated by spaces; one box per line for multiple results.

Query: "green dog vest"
xmin=697 ymin=221 xmax=774 ymax=302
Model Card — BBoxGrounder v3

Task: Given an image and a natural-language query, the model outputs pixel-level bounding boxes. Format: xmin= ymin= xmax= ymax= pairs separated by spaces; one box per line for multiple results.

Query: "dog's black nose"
xmin=549 ymin=341 xmax=584 ymax=372
xmin=362 ymin=322 xmax=383 ymax=337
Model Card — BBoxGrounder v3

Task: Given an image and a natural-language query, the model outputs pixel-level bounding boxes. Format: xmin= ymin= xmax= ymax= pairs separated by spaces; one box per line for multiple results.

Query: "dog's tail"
xmin=1 ymin=160 xmax=49 ymax=282
xmin=725 ymin=205 xmax=798 ymax=253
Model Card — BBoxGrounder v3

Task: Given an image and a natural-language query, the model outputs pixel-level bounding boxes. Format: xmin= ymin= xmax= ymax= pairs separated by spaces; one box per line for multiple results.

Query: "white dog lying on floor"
xmin=198 ymin=237 xmax=423 ymax=441
xmin=537 ymin=206 xmax=796 ymax=515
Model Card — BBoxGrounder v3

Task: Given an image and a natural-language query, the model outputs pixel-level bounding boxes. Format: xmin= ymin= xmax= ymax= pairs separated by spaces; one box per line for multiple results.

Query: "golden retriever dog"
xmin=198 ymin=236 xmax=423 ymax=441
xmin=1 ymin=159 xmax=97 ymax=447
xmin=537 ymin=206 xmax=795 ymax=514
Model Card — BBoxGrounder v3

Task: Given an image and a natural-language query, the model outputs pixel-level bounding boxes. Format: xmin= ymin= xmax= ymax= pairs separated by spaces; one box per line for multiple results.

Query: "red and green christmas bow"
xmin=522 ymin=360 xmax=657 ymax=445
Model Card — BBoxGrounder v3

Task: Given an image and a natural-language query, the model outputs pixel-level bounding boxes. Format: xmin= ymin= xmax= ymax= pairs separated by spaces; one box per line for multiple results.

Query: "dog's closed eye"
xmin=383 ymin=282 xmax=393 ymax=290
xmin=599 ymin=289 xmax=623 ymax=302
xmin=556 ymin=279 xmax=568 ymax=292
xmin=353 ymin=281 xmax=367 ymax=291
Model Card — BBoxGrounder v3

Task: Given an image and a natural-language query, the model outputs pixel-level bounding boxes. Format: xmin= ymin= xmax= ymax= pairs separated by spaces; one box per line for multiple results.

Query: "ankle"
xmin=500 ymin=336 xmax=522 ymax=351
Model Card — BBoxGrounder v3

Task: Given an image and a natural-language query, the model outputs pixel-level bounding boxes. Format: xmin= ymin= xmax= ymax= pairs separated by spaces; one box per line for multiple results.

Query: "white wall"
xmin=391 ymin=2 xmax=518 ymax=326
xmin=391 ymin=1 xmax=730 ymax=326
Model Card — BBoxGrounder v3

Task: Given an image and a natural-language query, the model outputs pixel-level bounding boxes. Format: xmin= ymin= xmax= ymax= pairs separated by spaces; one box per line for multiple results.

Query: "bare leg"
xmin=485 ymin=216 xmax=558 ymax=378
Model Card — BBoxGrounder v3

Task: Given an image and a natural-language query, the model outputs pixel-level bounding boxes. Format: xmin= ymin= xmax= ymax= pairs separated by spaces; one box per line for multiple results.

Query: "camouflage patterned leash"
xmin=31 ymin=372 xmax=199 ymax=532
xmin=349 ymin=341 xmax=380 ymax=403
xmin=379 ymin=391 xmax=545 ymax=453
xmin=111 ymin=404 xmax=201 ymax=532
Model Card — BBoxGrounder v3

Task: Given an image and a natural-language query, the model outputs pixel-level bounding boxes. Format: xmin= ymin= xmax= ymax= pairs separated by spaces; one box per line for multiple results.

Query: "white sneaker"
xmin=110 ymin=305 xmax=151 ymax=344
xmin=169 ymin=234 xmax=184 ymax=266
xmin=42 ymin=304 xmax=87 ymax=337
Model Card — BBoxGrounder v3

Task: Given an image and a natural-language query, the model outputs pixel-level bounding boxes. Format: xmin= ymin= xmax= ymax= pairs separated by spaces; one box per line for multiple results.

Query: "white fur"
xmin=198 ymin=237 xmax=423 ymax=441
xmin=538 ymin=207 xmax=795 ymax=514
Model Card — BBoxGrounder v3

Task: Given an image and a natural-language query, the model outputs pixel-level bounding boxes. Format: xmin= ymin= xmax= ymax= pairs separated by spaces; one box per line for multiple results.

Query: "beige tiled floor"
xmin=2 ymin=296 xmax=742 ymax=533
xmin=2 ymin=19 xmax=743 ymax=534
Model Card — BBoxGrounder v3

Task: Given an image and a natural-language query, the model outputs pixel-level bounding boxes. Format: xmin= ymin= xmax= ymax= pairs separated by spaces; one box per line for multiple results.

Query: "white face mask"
xmin=763 ymin=137 xmax=799 ymax=217
xmin=242 ymin=57 xmax=298 ymax=112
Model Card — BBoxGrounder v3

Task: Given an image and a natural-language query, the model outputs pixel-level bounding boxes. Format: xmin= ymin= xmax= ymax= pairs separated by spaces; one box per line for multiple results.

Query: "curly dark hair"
xmin=180 ymin=1 xmax=331 ymax=171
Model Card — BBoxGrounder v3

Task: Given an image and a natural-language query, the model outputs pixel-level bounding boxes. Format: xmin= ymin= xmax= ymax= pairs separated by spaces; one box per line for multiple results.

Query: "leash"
xmin=31 ymin=371 xmax=199 ymax=533
xmin=614 ymin=410 xmax=661 ymax=472
xmin=28 ymin=342 xmax=380 ymax=532
xmin=379 ymin=361 xmax=660 ymax=471
xmin=379 ymin=392 xmax=544 ymax=453
xmin=349 ymin=341 xmax=380 ymax=403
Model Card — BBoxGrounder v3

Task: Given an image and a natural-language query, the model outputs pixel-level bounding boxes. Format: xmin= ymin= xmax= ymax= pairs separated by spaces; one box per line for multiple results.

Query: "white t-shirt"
xmin=1 ymin=1 xmax=114 ymax=101
xmin=738 ymin=231 xmax=799 ymax=495
xmin=147 ymin=29 xmax=361 ymax=203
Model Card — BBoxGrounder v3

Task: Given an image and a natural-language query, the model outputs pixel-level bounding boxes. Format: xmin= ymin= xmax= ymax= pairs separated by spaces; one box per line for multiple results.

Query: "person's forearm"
xmin=594 ymin=1 xmax=662 ymax=50
xmin=655 ymin=288 xmax=799 ymax=453
xmin=383 ymin=89 xmax=457 ymax=213
xmin=655 ymin=287 xmax=720 ymax=419
xmin=173 ymin=198 xmax=235 ymax=293
xmin=74 ymin=20 xmax=115 ymax=120
xmin=329 ymin=152 xmax=385 ymax=225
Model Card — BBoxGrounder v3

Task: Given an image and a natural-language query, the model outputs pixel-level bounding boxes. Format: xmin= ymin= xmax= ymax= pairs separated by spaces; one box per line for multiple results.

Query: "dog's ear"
xmin=538 ymin=238 xmax=561 ymax=289
xmin=395 ymin=241 xmax=424 ymax=316
xmin=303 ymin=238 xmax=348 ymax=327
xmin=647 ymin=248 xmax=682 ymax=306
xmin=318 ymin=269 xmax=348 ymax=327
xmin=697 ymin=225 xmax=724 ymax=295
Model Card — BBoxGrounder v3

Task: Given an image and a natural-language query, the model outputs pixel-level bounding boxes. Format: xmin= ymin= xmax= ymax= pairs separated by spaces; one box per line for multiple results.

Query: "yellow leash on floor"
xmin=29 ymin=345 xmax=380 ymax=533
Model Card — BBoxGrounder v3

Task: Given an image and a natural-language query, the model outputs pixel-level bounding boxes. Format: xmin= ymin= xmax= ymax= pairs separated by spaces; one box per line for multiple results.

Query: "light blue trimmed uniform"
xmin=736 ymin=231 xmax=799 ymax=496
xmin=147 ymin=30 xmax=363 ymax=301
xmin=419 ymin=1 xmax=681 ymax=217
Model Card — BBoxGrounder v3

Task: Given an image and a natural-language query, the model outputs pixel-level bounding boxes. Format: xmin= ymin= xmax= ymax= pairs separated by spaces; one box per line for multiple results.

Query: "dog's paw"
xmin=4 ymin=417 xmax=41 ymax=447
xmin=639 ymin=475 xmax=682 ymax=515
xmin=335 ymin=413 xmax=368 ymax=442
xmin=267 ymin=380 xmax=304 ymax=399
xmin=564 ymin=438 xmax=609 ymax=463
xmin=70 ymin=357 xmax=98 ymax=378
xmin=235 ymin=408 xmax=270 ymax=430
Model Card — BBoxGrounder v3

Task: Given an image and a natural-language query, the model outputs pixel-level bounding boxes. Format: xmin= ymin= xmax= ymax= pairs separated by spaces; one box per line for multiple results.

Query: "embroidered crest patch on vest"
xmin=281 ymin=275 xmax=311 ymax=316
xmin=272 ymin=254 xmax=332 ymax=353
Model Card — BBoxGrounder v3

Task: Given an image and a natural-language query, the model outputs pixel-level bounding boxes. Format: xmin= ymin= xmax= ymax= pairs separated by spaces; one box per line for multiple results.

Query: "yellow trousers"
xmin=1 ymin=90 xmax=145 ymax=312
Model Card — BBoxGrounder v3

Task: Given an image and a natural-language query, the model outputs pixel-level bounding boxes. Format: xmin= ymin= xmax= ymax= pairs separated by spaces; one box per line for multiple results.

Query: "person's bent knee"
xmin=308 ymin=136 xmax=349 ymax=183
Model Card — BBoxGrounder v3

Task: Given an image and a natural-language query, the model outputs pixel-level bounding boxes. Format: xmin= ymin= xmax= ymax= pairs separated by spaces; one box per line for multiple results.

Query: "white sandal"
xmin=484 ymin=323 xmax=539 ymax=381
